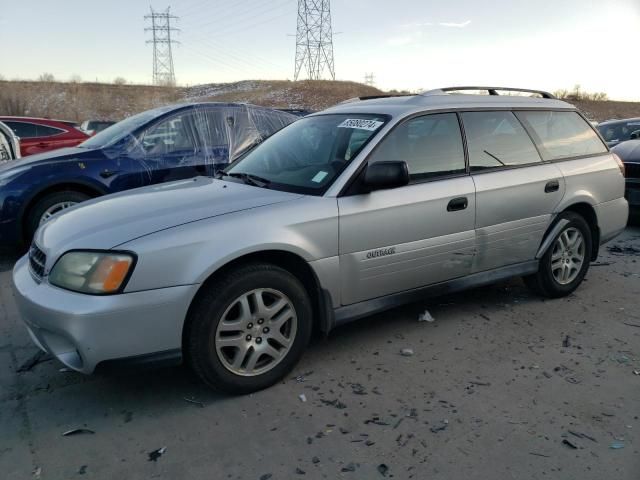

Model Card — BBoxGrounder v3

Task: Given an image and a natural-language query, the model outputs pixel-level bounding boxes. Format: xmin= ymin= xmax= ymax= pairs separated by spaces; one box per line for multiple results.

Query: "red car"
xmin=0 ymin=116 xmax=89 ymax=156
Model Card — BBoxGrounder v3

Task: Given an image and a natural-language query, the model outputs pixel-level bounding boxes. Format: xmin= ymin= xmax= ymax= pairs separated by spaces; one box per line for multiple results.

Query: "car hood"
xmin=0 ymin=146 xmax=95 ymax=173
xmin=36 ymin=177 xmax=302 ymax=259
xmin=612 ymin=139 xmax=640 ymax=162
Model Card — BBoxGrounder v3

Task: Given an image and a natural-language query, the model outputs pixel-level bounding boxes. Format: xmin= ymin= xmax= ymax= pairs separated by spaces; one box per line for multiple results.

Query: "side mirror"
xmin=630 ymin=130 xmax=640 ymax=140
xmin=363 ymin=161 xmax=409 ymax=191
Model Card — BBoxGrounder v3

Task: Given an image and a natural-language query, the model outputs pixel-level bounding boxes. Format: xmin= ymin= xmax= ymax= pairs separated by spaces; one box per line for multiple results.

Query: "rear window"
xmin=36 ymin=125 xmax=64 ymax=137
xmin=516 ymin=111 xmax=607 ymax=160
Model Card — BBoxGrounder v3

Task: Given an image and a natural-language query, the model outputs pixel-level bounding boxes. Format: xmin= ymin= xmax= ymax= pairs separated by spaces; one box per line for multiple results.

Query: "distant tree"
xmin=0 ymin=73 xmax=5 ymax=81
xmin=38 ymin=72 xmax=55 ymax=82
xmin=69 ymin=74 xmax=82 ymax=83
xmin=113 ymin=77 xmax=127 ymax=85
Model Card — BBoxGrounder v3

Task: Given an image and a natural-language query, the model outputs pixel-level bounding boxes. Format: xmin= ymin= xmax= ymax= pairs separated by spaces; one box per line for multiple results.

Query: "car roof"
xmin=320 ymin=91 xmax=576 ymax=118
xmin=598 ymin=117 xmax=640 ymax=126
xmin=0 ymin=115 xmax=78 ymax=124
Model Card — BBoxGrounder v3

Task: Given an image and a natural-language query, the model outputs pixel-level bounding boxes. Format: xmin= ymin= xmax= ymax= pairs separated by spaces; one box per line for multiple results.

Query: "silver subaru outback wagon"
xmin=13 ymin=87 xmax=628 ymax=393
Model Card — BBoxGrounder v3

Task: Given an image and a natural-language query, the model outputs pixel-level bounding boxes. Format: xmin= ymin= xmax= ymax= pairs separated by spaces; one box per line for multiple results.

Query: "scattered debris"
xmin=183 ymin=397 xmax=204 ymax=408
xmin=299 ymin=393 xmax=307 ymax=403
xmin=32 ymin=467 xmax=42 ymax=478
xmin=294 ymin=371 xmax=313 ymax=383
xmin=609 ymin=441 xmax=625 ymax=449
xmin=341 ymin=463 xmax=357 ymax=472
xmin=350 ymin=383 xmax=367 ymax=395
xmin=62 ymin=428 xmax=95 ymax=437
xmin=365 ymin=440 xmax=376 ymax=446
xmin=590 ymin=261 xmax=613 ymax=266
xmin=295 ymin=467 xmax=306 ymax=475
xmin=568 ymin=430 xmax=597 ymax=443
xmin=562 ymin=439 xmax=578 ymax=449
xmin=633 ymin=370 xmax=640 ymax=376
xmin=364 ymin=416 xmax=390 ymax=426
xmin=312 ymin=456 xmax=320 ymax=464
xmin=418 ymin=310 xmax=435 ymax=322
xmin=377 ymin=464 xmax=389 ymax=476
xmin=16 ymin=351 xmax=51 ymax=373
xmin=623 ymin=322 xmax=640 ymax=328
xmin=148 ymin=447 xmax=167 ymax=462
xmin=78 ymin=465 xmax=87 ymax=475
xmin=607 ymin=244 xmax=640 ymax=256
xmin=400 ymin=348 xmax=414 ymax=357
xmin=260 ymin=474 xmax=272 ymax=480
xmin=562 ymin=335 xmax=571 ymax=348
xmin=529 ymin=452 xmax=550 ymax=458
xmin=469 ymin=381 xmax=491 ymax=387
xmin=123 ymin=411 xmax=133 ymax=423
xmin=479 ymin=313 xmax=491 ymax=321
xmin=319 ymin=398 xmax=347 ymax=409
xmin=430 ymin=419 xmax=449 ymax=433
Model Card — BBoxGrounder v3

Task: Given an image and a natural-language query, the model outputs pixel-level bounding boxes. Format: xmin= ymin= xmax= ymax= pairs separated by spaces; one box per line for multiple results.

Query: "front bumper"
xmin=12 ymin=255 xmax=199 ymax=374
xmin=625 ymin=178 xmax=640 ymax=208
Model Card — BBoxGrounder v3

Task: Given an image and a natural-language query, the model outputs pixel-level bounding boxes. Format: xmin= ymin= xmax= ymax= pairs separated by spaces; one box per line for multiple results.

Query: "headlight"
xmin=49 ymin=251 xmax=136 ymax=294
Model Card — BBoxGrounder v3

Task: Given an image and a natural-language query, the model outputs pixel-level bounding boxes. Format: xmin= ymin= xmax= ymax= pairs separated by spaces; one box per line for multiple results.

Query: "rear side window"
xmin=461 ymin=111 xmax=541 ymax=170
xmin=4 ymin=121 xmax=38 ymax=138
xmin=517 ymin=111 xmax=607 ymax=160
xmin=36 ymin=125 xmax=64 ymax=137
xmin=369 ymin=113 xmax=466 ymax=180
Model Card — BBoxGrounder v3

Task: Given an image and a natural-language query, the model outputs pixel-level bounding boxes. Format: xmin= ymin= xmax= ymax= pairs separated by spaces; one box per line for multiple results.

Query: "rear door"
xmin=338 ymin=112 xmax=476 ymax=305
xmin=461 ymin=110 xmax=565 ymax=272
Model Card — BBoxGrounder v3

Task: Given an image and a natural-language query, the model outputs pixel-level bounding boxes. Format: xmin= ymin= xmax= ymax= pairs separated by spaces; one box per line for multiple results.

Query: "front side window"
xmin=226 ymin=114 xmax=386 ymax=194
xmin=139 ymin=112 xmax=197 ymax=156
xmin=368 ymin=113 xmax=466 ymax=180
xmin=518 ymin=111 xmax=607 ymax=160
xmin=462 ymin=111 xmax=541 ymax=170
xmin=598 ymin=120 xmax=640 ymax=143
xmin=5 ymin=121 xmax=38 ymax=139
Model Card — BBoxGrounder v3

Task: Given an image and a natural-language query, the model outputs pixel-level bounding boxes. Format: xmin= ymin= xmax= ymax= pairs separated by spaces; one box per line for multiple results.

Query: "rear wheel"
xmin=25 ymin=191 xmax=91 ymax=244
xmin=186 ymin=263 xmax=313 ymax=394
xmin=524 ymin=212 xmax=592 ymax=298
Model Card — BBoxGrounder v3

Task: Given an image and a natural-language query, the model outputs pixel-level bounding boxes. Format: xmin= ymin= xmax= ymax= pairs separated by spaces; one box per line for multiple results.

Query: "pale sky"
xmin=1 ymin=0 xmax=639 ymax=100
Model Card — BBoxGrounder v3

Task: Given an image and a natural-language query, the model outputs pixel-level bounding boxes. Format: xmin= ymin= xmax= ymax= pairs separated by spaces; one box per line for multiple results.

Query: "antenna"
xmin=294 ymin=0 xmax=335 ymax=81
xmin=145 ymin=7 xmax=180 ymax=86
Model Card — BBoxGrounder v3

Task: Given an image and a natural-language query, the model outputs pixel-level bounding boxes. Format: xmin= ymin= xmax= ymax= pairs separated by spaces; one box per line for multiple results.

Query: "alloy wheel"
xmin=550 ymin=227 xmax=585 ymax=285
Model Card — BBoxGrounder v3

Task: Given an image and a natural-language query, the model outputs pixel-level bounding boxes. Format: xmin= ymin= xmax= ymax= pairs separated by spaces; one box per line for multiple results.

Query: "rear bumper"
xmin=12 ymin=255 xmax=198 ymax=374
xmin=596 ymin=197 xmax=629 ymax=245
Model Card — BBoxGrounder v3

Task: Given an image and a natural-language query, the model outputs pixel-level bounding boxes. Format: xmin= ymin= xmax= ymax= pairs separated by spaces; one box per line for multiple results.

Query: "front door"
xmin=460 ymin=110 xmax=565 ymax=272
xmin=338 ymin=112 xmax=476 ymax=305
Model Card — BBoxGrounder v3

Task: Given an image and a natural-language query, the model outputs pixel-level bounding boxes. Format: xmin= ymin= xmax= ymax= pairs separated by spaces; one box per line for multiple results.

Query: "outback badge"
xmin=366 ymin=247 xmax=396 ymax=259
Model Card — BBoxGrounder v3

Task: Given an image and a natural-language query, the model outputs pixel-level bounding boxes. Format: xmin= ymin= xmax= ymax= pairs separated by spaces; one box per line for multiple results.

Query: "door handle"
xmin=100 ymin=169 xmax=120 ymax=179
xmin=545 ymin=180 xmax=560 ymax=193
xmin=447 ymin=197 xmax=468 ymax=212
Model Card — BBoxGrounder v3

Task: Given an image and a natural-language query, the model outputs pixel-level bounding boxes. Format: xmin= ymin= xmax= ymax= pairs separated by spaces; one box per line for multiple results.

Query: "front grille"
xmin=625 ymin=162 xmax=640 ymax=179
xmin=29 ymin=244 xmax=46 ymax=280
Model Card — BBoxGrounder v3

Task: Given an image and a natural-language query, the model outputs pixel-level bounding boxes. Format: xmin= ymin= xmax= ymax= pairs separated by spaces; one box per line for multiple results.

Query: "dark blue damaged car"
xmin=0 ymin=103 xmax=297 ymax=247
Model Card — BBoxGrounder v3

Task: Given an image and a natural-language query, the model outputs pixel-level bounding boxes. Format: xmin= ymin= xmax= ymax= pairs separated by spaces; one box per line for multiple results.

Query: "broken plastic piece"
xmin=400 ymin=348 xmax=414 ymax=357
xmin=148 ymin=446 xmax=167 ymax=462
xmin=62 ymin=428 xmax=95 ymax=436
xmin=610 ymin=441 xmax=625 ymax=449
xmin=418 ymin=310 xmax=435 ymax=322
xmin=299 ymin=393 xmax=307 ymax=403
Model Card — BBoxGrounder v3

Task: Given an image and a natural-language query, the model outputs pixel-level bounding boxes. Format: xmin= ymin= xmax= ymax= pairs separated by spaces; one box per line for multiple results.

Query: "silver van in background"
xmin=13 ymin=87 xmax=628 ymax=393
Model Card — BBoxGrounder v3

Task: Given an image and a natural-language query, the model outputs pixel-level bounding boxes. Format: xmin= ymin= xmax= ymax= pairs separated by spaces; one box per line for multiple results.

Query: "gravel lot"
xmin=1 ymin=227 xmax=639 ymax=479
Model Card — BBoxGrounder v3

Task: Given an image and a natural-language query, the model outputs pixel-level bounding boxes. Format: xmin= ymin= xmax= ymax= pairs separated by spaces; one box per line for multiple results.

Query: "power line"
xmin=294 ymin=0 xmax=335 ymax=81
xmin=145 ymin=7 xmax=180 ymax=86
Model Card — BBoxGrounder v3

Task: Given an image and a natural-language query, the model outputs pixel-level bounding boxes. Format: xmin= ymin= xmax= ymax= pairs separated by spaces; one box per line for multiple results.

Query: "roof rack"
xmin=340 ymin=94 xmax=413 ymax=104
xmin=422 ymin=86 xmax=556 ymax=99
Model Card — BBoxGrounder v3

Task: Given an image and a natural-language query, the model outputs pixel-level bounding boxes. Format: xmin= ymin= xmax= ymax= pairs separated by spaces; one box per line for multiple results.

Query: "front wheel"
xmin=25 ymin=191 xmax=91 ymax=244
xmin=524 ymin=212 xmax=592 ymax=298
xmin=185 ymin=263 xmax=313 ymax=394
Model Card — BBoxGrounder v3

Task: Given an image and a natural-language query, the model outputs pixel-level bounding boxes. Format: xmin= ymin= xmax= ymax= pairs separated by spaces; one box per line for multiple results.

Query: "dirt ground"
xmin=1 ymin=227 xmax=639 ymax=480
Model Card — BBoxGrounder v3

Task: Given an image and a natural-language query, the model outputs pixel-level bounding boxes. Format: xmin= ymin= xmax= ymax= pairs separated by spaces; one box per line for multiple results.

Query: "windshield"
xmin=226 ymin=114 xmax=387 ymax=194
xmin=79 ymin=106 xmax=175 ymax=149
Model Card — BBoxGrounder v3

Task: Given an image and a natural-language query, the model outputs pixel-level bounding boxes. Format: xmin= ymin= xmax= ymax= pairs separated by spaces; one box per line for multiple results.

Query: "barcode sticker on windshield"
xmin=311 ymin=171 xmax=328 ymax=183
xmin=338 ymin=119 xmax=384 ymax=131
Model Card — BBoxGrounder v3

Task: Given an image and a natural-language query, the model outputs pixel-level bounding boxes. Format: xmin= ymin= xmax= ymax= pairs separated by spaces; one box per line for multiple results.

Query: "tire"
xmin=25 ymin=191 xmax=91 ymax=244
xmin=186 ymin=263 xmax=313 ymax=394
xmin=524 ymin=212 xmax=592 ymax=298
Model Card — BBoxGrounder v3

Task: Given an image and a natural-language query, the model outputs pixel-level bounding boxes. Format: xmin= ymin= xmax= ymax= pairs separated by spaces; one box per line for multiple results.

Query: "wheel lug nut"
xmin=256 ymin=337 xmax=262 ymax=344
xmin=246 ymin=334 xmax=252 ymax=341
xmin=258 ymin=319 xmax=264 ymax=325
xmin=263 ymin=327 xmax=270 ymax=334
xmin=247 ymin=323 xmax=253 ymax=329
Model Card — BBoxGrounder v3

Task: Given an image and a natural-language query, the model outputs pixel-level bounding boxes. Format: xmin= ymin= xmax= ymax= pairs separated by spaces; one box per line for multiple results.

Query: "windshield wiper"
xmin=483 ymin=150 xmax=507 ymax=166
xmin=222 ymin=172 xmax=271 ymax=188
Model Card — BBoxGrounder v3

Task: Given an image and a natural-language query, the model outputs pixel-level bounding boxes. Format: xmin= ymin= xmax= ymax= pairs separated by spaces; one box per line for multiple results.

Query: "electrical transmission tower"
xmin=294 ymin=0 xmax=335 ymax=81
xmin=145 ymin=7 xmax=179 ymax=86
xmin=364 ymin=73 xmax=375 ymax=86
